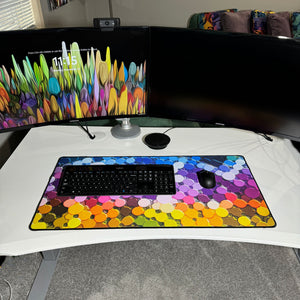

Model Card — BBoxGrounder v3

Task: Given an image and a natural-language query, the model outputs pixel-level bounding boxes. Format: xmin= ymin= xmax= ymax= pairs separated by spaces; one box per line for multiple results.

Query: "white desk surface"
xmin=0 ymin=125 xmax=299 ymax=256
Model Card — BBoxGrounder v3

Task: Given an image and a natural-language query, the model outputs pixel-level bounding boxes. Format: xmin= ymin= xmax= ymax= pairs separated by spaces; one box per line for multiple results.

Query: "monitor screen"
xmin=0 ymin=27 xmax=148 ymax=132
xmin=149 ymin=27 xmax=300 ymax=141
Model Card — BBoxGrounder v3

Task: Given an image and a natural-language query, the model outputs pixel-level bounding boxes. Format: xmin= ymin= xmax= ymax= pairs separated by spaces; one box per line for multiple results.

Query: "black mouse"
xmin=197 ymin=170 xmax=216 ymax=189
xmin=143 ymin=133 xmax=171 ymax=149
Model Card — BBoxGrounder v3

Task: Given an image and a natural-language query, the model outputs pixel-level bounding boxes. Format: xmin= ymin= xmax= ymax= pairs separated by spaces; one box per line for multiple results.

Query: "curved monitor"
xmin=149 ymin=27 xmax=300 ymax=142
xmin=0 ymin=27 xmax=148 ymax=133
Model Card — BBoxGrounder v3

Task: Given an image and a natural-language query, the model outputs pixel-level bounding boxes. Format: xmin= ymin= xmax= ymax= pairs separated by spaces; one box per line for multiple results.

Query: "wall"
xmin=112 ymin=0 xmax=300 ymax=27
xmin=39 ymin=0 xmax=300 ymax=28
xmin=85 ymin=0 xmax=110 ymax=26
xmin=39 ymin=0 xmax=88 ymax=27
xmin=39 ymin=0 xmax=110 ymax=28
xmin=31 ymin=0 xmax=44 ymax=28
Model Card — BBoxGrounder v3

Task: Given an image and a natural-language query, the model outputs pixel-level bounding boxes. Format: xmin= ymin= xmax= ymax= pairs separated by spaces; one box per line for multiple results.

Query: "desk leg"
xmin=294 ymin=248 xmax=300 ymax=263
xmin=27 ymin=249 xmax=60 ymax=300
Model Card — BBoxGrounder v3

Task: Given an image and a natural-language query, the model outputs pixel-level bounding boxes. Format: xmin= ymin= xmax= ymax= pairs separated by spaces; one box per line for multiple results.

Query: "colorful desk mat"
xmin=30 ymin=155 xmax=276 ymax=230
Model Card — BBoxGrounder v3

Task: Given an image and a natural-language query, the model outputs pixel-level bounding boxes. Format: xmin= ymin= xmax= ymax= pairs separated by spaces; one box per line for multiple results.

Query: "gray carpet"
xmin=0 ymin=240 xmax=299 ymax=300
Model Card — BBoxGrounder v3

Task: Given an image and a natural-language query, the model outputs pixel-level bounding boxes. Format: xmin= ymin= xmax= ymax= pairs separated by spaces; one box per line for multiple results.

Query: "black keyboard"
xmin=57 ymin=164 xmax=176 ymax=196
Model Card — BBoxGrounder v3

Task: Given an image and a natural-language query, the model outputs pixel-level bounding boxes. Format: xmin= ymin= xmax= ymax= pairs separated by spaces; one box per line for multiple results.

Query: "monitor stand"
xmin=111 ymin=118 xmax=141 ymax=139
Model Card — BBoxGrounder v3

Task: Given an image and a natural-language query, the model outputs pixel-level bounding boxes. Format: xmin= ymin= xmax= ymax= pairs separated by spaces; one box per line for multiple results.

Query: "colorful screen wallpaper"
xmin=0 ymin=29 xmax=147 ymax=131
xmin=30 ymin=155 xmax=276 ymax=230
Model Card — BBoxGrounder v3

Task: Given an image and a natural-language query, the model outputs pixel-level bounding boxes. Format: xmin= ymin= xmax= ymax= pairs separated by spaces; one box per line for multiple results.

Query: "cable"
xmin=163 ymin=127 xmax=175 ymax=134
xmin=245 ymin=134 xmax=300 ymax=186
xmin=108 ymin=0 xmax=113 ymax=18
xmin=0 ymin=279 xmax=12 ymax=300
xmin=256 ymin=132 xmax=273 ymax=142
xmin=78 ymin=121 xmax=96 ymax=139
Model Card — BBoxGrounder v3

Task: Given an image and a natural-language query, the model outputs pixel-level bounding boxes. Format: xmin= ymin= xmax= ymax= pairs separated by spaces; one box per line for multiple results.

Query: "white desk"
xmin=0 ymin=125 xmax=300 ymax=256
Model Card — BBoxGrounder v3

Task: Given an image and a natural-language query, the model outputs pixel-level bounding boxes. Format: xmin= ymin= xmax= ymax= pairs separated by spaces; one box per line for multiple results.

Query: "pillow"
xmin=188 ymin=13 xmax=201 ymax=29
xmin=221 ymin=10 xmax=252 ymax=33
xmin=188 ymin=9 xmax=237 ymax=30
xmin=291 ymin=12 xmax=300 ymax=38
xmin=198 ymin=12 xmax=215 ymax=30
xmin=267 ymin=12 xmax=292 ymax=37
xmin=251 ymin=10 xmax=275 ymax=35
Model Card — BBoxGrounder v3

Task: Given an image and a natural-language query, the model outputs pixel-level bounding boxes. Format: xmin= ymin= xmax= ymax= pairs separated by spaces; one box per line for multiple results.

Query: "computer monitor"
xmin=149 ymin=27 xmax=300 ymax=142
xmin=0 ymin=27 xmax=148 ymax=136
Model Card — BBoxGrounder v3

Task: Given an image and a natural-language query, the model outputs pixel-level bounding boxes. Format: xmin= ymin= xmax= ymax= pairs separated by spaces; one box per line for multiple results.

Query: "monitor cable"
xmin=0 ymin=259 xmax=12 ymax=300
xmin=256 ymin=132 xmax=273 ymax=142
xmin=162 ymin=127 xmax=175 ymax=134
xmin=78 ymin=122 xmax=96 ymax=140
